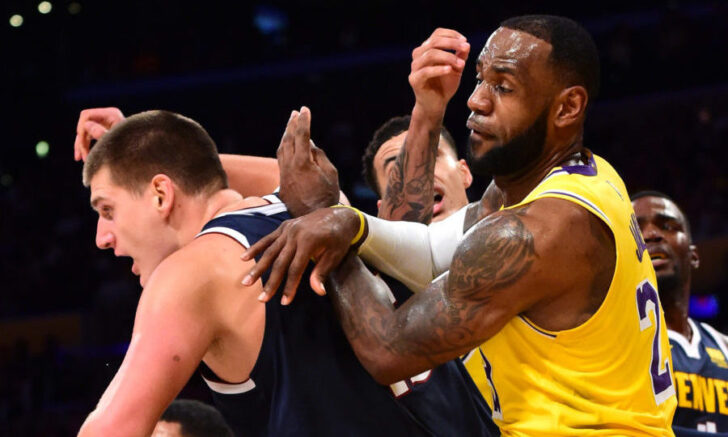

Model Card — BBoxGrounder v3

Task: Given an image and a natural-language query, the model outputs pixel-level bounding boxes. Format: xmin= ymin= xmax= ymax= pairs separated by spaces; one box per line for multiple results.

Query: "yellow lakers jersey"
xmin=473 ymin=152 xmax=677 ymax=436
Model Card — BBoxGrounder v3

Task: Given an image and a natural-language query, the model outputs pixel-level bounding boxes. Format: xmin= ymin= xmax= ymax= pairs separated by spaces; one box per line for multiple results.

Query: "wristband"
xmin=330 ymin=204 xmax=366 ymax=246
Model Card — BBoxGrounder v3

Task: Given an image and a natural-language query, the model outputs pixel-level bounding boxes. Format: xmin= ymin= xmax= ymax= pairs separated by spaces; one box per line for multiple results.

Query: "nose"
xmin=641 ymin=222 xmax=663 ymax=243
xmin=467 ymin=82 xmax=494 ymax=116
xmin=96 ymin=218 xmax=115 ymax=250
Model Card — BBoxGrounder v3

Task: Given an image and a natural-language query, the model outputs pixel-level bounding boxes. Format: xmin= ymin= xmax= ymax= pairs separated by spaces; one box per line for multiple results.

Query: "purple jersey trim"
xmin=538 ymin=190 xmax=611 ymax=224
xmin=518 ymin=315 xmax=557 ymax=338
xmin=561 ymin=153 xmax=597 ymax=176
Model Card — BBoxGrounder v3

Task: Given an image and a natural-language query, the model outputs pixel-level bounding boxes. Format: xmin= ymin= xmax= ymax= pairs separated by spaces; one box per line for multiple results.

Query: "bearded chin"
xmin=467 ymin=109 xmax=548 ymax=178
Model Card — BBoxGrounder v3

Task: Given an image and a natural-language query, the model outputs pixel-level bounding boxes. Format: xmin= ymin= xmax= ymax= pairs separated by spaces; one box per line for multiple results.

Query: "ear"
xmin=376 ymin=199 xmax=382 ymax=211
xmin=150 ymin=174 xmax=175 ymax=219
xmin=553 ymin=85 xmax=588 ymax=129
xmin=689 ymin=244 xmax=700 ymax=270
xmin=457 ymin=159 xmax=473 ymax=188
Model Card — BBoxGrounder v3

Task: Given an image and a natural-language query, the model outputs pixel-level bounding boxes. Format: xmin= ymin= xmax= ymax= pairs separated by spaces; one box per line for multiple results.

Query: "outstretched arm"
xmin=220 ymin=154 xmax=280 ymax=197
xmin=379 ymin=28 xmax=470 ymax=223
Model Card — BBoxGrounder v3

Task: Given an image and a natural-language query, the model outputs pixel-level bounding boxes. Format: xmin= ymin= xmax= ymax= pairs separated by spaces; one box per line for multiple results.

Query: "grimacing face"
xmin=373 ymin=131 xmax=472 ymax=221
xmin=466 ymin=27 xmax=557 ymax=177
xmin=90 ymin=166 xmax=179 ymax=287
xmin=632 ymin=196 xmax=699 ymax=293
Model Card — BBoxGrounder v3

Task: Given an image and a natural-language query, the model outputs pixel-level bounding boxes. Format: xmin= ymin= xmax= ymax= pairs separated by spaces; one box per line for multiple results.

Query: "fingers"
xmin=259 ymin=242 xmax=297 ymax=303
xmin=74 ymin=108 xmax=125 ymax=160
xmin=277 ymin=110 xmax=299 ymax=161
xmin=409 ymin=65 xmax=455 ymax=87
xmin=241 ymin=227 xmax=285 ymax=283
xmin=84 ymin=120 xmax=110 ymax=141
xmin=411 ymin=48 xmax=466 ymax=74
xmin=280 ymin=250 xmax=311 ymax=305
xmin=73 ymin=132 xmax=89 ymax=161
xmin=308 ymin=251 xmax=345 ymax=296
xmin=428 ymin=27 xmax=467 ymax=41
xmin=412 ymin=31 xmax=469 ymax=60
xmin=293 ymin=106 xmax=312 ymax=165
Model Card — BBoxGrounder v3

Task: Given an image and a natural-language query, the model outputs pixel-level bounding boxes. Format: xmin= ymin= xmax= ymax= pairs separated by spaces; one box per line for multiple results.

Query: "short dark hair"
xmin=630 ymin=190 xmax=675 ymax=203
xmin=361 ymin=115 xmax=457 ymax=196
xmin=630 ymin=190 xmax=692 ymax=242
xmin=83 ymin=110 xmax=228 ymax=195
xmin=160 ymin=399 xmax=234 ymax=437
xmin=500 ymin=15 xmax=600 ymax=104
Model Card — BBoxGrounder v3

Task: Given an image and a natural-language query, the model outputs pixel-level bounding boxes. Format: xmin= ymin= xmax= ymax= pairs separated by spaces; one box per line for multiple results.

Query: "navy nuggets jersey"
xmin=195 ymin=195 xmax=452 ymax=437
xmin=381 ymin=273 xmax=499 ymax=436
xmin=669 ymin=318 xmax=728 ymax=434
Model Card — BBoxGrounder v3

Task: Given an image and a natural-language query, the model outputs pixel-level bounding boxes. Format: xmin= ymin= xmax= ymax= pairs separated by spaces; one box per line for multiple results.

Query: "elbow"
xmin=372 ymin=369 xmax=403 ymax=386
xmin=78 ymin=413 xmax=111 ymax=437
xmin=356 ymin=351 xmax=408 ymax=386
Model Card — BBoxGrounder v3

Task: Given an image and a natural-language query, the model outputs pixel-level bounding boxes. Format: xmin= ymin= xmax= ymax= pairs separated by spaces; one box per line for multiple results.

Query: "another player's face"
xmin=373 ymin=131 xmax=472 ymax=221
xmin=466 ymin=27 xmax=556 ymax=176
xmin=632 ymin=196 xmax=698 ymax=288
xmin=90 ymin=167 xmax=178 ymax=287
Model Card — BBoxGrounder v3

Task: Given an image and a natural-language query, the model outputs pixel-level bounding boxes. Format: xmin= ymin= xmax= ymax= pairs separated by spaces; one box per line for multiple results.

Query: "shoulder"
xmin=452 ymin=197 xmax=613 ymax=301
xmin=472 ymin=197 xmax=608 ymax=253
xmin=143 ymin=233 xmax=259 ymax=309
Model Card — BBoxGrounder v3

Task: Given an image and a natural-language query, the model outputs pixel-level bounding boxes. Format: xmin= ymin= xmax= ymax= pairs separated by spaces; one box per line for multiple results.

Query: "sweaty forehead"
xmin=478 ymin=27 xmax=552 ymax=71
xmin=633 ymin=196 xmax=684 ymax=223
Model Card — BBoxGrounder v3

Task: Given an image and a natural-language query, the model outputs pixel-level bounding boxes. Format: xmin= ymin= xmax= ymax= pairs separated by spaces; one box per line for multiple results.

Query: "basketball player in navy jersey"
xmin=633 ymin=191 xmax=728 ymax=435
xmin=76 ymin=109 xmax=494 ymax=436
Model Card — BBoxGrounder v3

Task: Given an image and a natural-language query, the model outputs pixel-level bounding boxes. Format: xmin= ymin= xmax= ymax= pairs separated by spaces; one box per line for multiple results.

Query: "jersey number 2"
xmin=636 ymin=280 xmax=675 ymax=405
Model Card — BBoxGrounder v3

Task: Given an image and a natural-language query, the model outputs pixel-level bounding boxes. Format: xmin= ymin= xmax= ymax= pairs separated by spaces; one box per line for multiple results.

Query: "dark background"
xmin=1 ymin=1 xmax=727 ymax=435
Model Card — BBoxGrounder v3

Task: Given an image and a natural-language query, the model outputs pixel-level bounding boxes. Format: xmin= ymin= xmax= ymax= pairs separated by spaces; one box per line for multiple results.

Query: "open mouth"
xmin=648 ymin=251 xmax=670 ymax=268
xmin=433 ymin=188 xmax=445 ymax=217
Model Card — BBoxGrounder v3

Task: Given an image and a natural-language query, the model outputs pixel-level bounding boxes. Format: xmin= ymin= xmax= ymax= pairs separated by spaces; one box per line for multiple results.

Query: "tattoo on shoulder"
xmin=449 ymin=206 xmax=536 ymax=304
xmin=464 ymin=182 xmax=504 ymax=232
xmin=463 ymin=203 xmax=480 ymax=232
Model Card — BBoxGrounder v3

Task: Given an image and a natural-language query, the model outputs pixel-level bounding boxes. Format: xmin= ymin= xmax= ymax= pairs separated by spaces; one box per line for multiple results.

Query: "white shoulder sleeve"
xmin=357 ymin=205 xmax=467 ymax=292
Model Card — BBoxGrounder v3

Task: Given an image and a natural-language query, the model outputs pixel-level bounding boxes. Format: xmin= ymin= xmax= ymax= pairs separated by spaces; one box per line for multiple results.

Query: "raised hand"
xmin=277 ymin=107 xmax=340 ymax=217
xmin=241 ymin=206 xmax=362 ymax=304
xmin=74 ymin=107 xmax=125 ymax=161
xmin=409 ymin=28 xmax=470 ymax=120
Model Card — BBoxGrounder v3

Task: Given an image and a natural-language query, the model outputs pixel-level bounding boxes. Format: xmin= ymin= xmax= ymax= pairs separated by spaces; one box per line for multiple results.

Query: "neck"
xmin=661 ymin=279 xmax=692 ymax=340
xmin=174 ymin=188 xmax=246 ymax=245
xmin=494 ymin=139 xmax=584 ymax=207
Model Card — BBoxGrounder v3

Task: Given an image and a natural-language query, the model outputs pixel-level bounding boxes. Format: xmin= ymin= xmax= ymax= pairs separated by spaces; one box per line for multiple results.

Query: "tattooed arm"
xmin=325 ymin=198 xmax=614 ymax=383
xmin=379 ymin=28 xmax=470 ymax=222
xmin=378 ymin=110 xmax=440 ymax=223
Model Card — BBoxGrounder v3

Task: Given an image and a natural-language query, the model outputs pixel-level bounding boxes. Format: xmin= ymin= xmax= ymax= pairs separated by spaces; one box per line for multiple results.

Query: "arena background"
xmin=1 ymin=1 xmax=727 ymax=435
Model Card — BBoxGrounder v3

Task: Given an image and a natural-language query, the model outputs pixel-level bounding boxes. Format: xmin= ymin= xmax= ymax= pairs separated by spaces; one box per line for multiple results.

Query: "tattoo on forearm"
xmin=380 ymin=128 xmax=439 ymax=223
xmin=327 ymin=206 xmax=537 ymax=377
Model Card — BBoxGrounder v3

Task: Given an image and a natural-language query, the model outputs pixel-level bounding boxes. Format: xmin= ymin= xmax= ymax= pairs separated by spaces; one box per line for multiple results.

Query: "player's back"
xmin=195 ymin=195 xmax=435 ymax=437
xmin=669 ymin=318 xmax=728 ymax=434
xmin=476 ymin=152 xmax=676 ymax=436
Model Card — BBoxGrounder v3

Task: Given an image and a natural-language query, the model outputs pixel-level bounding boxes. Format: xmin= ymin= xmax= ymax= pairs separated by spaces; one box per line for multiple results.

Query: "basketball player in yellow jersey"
xmin=243 ymin=16 xmax=677 ymax=435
